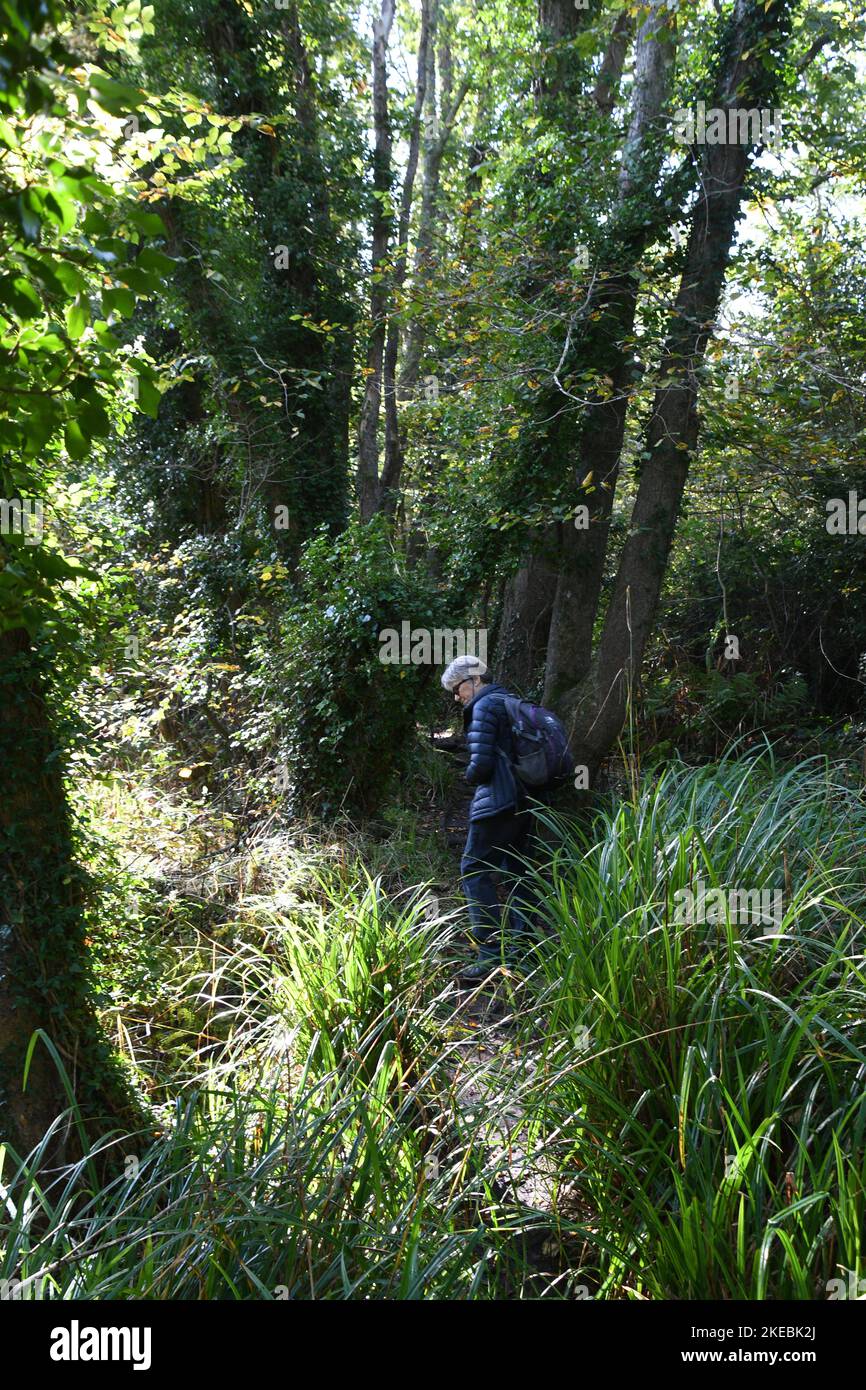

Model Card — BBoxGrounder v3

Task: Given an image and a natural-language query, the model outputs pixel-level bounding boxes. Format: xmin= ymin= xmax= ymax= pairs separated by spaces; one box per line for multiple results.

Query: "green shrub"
xmin=251 ymin=517 xmax=451 ymax=816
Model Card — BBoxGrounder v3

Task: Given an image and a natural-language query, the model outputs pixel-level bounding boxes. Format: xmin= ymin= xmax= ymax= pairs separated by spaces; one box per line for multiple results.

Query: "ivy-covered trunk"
xmin=496 ymin=1 xmax=669 ymax=683
xmin=555 ymin=0 xmax=798 ymax=774
xmin=0 ymin=627 xmax=139 ymax=1164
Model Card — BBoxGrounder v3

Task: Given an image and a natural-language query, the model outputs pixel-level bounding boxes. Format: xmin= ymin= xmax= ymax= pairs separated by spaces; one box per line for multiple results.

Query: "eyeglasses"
xmin=453 ymin=678 xmax=473 ymax=699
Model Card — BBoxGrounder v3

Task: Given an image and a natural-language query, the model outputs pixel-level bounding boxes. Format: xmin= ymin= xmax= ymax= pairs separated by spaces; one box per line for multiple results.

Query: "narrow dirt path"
xmin=433 ymin=733 xmax=566 ymax=1213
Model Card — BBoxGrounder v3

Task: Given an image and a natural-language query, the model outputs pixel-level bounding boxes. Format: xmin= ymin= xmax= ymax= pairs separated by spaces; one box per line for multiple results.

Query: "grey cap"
xmin=441 ymin=654 xmax=488 ymax=691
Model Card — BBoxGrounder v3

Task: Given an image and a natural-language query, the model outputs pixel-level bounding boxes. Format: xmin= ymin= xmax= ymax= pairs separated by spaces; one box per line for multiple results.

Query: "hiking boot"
xmin=458 ymin=957 xmax=500 ymax=986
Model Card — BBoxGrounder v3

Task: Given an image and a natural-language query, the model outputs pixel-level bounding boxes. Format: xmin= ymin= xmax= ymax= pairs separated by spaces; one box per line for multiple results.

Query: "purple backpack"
xmin=502 ymin=696 xmax=575 ymax=787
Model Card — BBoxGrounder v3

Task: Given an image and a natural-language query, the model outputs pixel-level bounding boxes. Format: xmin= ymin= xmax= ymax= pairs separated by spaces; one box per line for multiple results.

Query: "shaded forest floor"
xmin=85 ymin=725 xmax=576 ymax=1228
xmin=7 ymin=703 xmax=866 ymax=1298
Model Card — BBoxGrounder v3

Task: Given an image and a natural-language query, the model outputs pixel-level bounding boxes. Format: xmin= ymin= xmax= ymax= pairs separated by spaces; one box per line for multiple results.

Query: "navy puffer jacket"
xmin=462 ymin=682 xmax=522 ymax=822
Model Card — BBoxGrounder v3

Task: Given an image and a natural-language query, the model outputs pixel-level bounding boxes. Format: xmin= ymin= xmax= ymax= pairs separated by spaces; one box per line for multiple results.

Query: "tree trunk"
xmin=380 ymin=0 xmax=435 ymax=515
xmin=356 ymin=0 xmax=397 ymax=522
xmin=360 ymin=0 xmax=469 ymax=521
xmin=543 ymin=0 xmax=677 ymax=703
xmin=562 ymin=0 xmax=798 ymax=775
xmin=191 ymin=0 xmax=351 ymax=542
xmin=398 ymin=25 xmax=470 ymax=403
xmin=495 ymin=530 xmax=560 ymax=694
xmin=501 ymin=2 xmax=672 ymax=686
xmin=0 ymin=626 xmax=141 ymax=1164
xmin=593 ymin=8 xmax=634 ymax=116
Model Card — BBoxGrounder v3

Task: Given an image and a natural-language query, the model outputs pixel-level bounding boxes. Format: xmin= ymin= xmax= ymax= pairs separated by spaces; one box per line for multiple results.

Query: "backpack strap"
xmin=503 ymin=695 xmax=519 ymax=724
xmin=502 ymin=695 xmax=524 ymax=760
xmin=490 ymin=693 xmax=518 ymax=787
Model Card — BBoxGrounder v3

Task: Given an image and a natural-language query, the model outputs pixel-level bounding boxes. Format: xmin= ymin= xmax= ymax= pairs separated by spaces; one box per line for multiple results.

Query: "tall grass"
xmin=519 ymin=749 xmax=866 ymax=1298
xmin=0 ymin=875 xmax=550 ymax=1300
xmin=2 ymin=748 xmax=865 ymax=1299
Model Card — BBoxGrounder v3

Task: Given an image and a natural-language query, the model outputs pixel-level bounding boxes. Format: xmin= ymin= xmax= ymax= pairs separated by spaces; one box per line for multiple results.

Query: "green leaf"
xmin=43 ymin=189 xmax=76 ymax=233
xmin=102 ymin=286 xmax=135 ymax=318
xmin=82 ymin=208 xmax=113 ymax=237
xmin=16 ymin=190 xmax=43 ymax=241
xmin=55 ymin=170 xmax=98 ymax=202
xmin=24 ymin=256 xmax=65 ymax=298
xmin=91 ymin=238 xmax=128 ymax=265
xmin=28 ymin=332 xmax=65 ymax=352
xmin=93 ymin=320 xmax=121 ymax=349
xmin=29 ymin=548 xmax=94 ymax=581
xmin=126 ymin=208 xmax=166 ymax=237
xmin=118 ymin=266 xmax=153 ymax=294
xmin=135 ymin=247 xmax=175 ymax=276
xmin=77 ymin=397 xmax=111 ymax=437
xmin=64 ymin=419 xmax=90 ymax=459
xmin=65 ymin=297 xmax=88 ymax=339
xmin=0 ymin=274 xmax=43 ymax=320
xmin=53 ymin=260 xmax=89 ymax=297
xmin=135 ymin=375 xmax=161 ymax=417
xmin=88 ymin=73 xmax=145 ymax=117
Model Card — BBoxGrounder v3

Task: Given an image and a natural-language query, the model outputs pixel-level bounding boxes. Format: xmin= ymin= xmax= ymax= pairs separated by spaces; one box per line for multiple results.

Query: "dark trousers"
xmin=460 ymin=806 xmax=541 ymax=959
